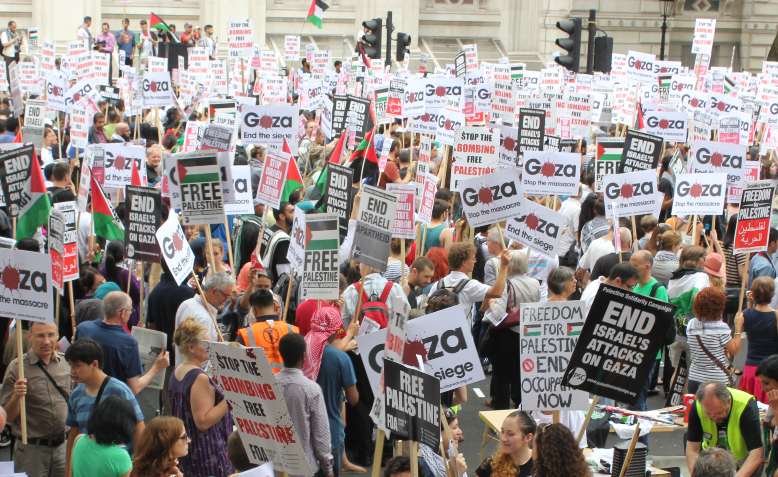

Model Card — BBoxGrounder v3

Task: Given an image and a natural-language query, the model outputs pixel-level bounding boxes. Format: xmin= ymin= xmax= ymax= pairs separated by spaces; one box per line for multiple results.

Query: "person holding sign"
xmin=173 ymin=272 xmax=236 ymax=358
xmin=237 ymin=289 xmax=298 ymax=374
xmin=474 ymin=411 xmax=537 ymax=477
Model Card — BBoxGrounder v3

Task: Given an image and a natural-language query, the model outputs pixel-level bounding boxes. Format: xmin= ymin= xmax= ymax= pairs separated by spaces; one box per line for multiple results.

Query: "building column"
xmin=500 ymin=0 xmax=541 ymax=54
xmin=35 ymin=0 xmax=96 ymax=45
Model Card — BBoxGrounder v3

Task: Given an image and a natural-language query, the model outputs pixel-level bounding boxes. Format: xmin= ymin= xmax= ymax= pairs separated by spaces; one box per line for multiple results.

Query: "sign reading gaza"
xmin=602 ymin=170 xmax=663 ymax=219
xmin=562 ymin=284 xmax=674 ymax=405
xmin=0 ymin=248 xmax=53 ymax=323
xmin=671 ymin=172 xmax=727 ymax=217
xmin=521 ymin=151 xmax=580 ymax=196
xmin=619 ymin=129 xmax=663 ymax=173
xmin=459 ymin=169 xmax=521 ymax=228
xmin=155 ymin=212 xmax=196 ymax=286
xmin=383 ymin=359 xmax=441 ymax=449
xmin=504 ymin=199 xmax=565 ymax=258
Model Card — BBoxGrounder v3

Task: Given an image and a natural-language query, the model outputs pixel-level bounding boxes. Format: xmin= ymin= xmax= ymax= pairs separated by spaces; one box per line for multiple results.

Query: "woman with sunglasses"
xmin=532 ymin=423 xmax=591 ymax=477
xmin=132 ymin=417 xmax=189 ymax=477
xmin=475 ymin=411 xmax=536 ymax=477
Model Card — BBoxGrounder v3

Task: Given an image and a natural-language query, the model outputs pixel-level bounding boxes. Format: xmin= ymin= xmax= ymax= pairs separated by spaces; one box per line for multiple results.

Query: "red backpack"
xmin=354 ymin=282 xmax=394 ymax=329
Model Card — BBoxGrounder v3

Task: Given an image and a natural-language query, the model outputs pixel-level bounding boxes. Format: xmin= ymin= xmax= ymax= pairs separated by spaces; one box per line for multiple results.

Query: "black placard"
xmin=201 ymin=124 xmax=232 ymax=152
xmin=562 ymin=284 xmax=674 ymax=404
xmin=518 ymin=108 xmax=545 ymax=153
xmin=331 ymin=95 xmax=349 ymax=136
xmin=125 ymin=185 xmax=162 ymax=261
xmin=619 ymin=129 xmax=663 ymax=173
xmin=0 ymin=144 xmax=35 ymax=217
xmin=323 ymin=164 xmax=353 ymax=240
xmin=347 ymin=95 xmax=372 ymax=142
xmin=665 ymin=352 xmax=688 ymax=407
xmin=383 ymin=359 xmax=441 ymax=448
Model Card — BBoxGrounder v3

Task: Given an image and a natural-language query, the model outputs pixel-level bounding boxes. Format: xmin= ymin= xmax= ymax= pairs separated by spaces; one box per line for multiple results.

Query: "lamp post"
xmin=659 ymin=0 xmax=674 ymax=61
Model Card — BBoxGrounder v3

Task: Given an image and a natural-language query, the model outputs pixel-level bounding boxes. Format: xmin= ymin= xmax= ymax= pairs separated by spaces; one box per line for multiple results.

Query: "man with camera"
xmin=1 ymin=20 xmax=21 ymax=76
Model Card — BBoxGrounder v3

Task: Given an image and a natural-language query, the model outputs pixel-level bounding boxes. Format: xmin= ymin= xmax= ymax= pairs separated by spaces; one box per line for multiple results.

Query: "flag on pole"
xmin=14 ymin=153 xmax=51 ymax=239
xmin=281 ymin=139 xmax=304 ymax=204
xmin=130 ymin=158 xmax=143 ymax=187
xmin=314 ymin=129 xmax=348 ymax=200
xmin=349 ymin=129 xmax=378 ymax=164
xmin=149 ymin=13 xmax=171 ymax=32
xmin=91 ymin=175 xmax=125 ymax=241
xmin=306 ymin=0 xmax=329 ymax=29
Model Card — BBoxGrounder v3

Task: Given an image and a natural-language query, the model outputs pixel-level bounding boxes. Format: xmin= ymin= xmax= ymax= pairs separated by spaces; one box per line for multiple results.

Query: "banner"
xmin=155 ymin=212 xmax=196 ymax=286
xmin=460 ymin=169 xmax=522 ymax=228
xmin=383 ymin=359 xmax=441 ymax=449
xmin=176 ymin=152 xmax=223 ymax=225
xmin=125 ymin=186 xmax=162 ymax=262
xmin=643 ymin=110 xmax=688 ymax=144
xmin=504 ymin=199 xmax=565 ymax=258
xmin=386 ymin=184 xmax=415 ymax=240
xmin=0 ymin=249 xmax=53 ymax=322
xmin=671 ymin=172 xmax=727 ymax=217
xmin=562 ymin=284 xmax=674 ymax=405
xmin=254 ymin=152 xmax=289 ymax=209
xmin=301 ymin=213 xmax=340 ymax=300
xmin=619 ymin=129 xmax=663 ymax=173
xmin=240 ymin=104 xmax=299 ymax=155
xmin=602 ymin=170 xmax=663 ymax=218
xmin=521 ymin=151 xmax=580 ymax=196
xmin=102 ymin=143 xmax=146 ymax=189
xmin=210 ymin=342 xmax=313 ymax=476
xmin=519 ymin=301 xmax=589 ymax=410
xmin=518 ymin=108 xmax=545 ymax=152
xmin=323 ymin=164 xmax=353 ymax=240
xmin=688 ymin=140 xmax=745 ymax=186
xmin=142 ymin=71 xmax=173 ymax=107
xmin=595 ymin=138 xmax=625 ymax=192
xmin=734 ymin=181 xmax=775 ymax=254
xmin=53 ymin=201 xmax=79 ymax=281
xmin=353 ymin=186 xmax=397 ymax=272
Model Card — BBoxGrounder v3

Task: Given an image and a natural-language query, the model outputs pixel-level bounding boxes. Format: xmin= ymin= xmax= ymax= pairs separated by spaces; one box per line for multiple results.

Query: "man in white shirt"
xmin=578 ymin=227 xmax=630 ymax=275
xmin=580 ymin=262 xmax=639 ymax=313
xmin=76 ymin=16 xmax=93 ymax=49
xmin=558 ymin=194 xmax=581 ymax=263
xmin=174 ymin=272 xmax=235 ymax=359
xmin=1 ymin=21 xmax=21 ymax=67
xmin=203 ymin=24 xmax=217 ymax=59
xmin=432 ymin=242 xmax=509 ymax=327
xmin=138 ymin=20 xmax=157 ymax=58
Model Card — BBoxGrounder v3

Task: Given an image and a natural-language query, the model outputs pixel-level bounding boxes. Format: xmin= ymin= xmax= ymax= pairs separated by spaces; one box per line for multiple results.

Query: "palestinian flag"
xmin=281 ymin=139 xmax=303 ymax=204
xmin=306 ymin=0 xmax=329 ymax=29
xmin=567 ymin=322 xmax=583 ymax=337
xmin=522 ymin=324 xmax=541 ymax=337
xmin=597 ymin=140 xmax=624 ymax=162
xmin=177 ymin=156 xmax=219 ymax=185
xmin=14 ymin=148 xmax=51 ymax=239
xmin=667 ymin=271 xmax=710 ymax=337
xmin=349 ymin=129 xmax=378 ymax=164
xmin=314 ymin=129 xmax=348 ymax=199
xmin=130 ymin=158 xmax=143 ymax=187
xmin=91 ymin=175 xmax=124 ymax=241
xmin=149 ymin=13 xmax=171 ymax=33
xmin=305 ymin=217 xmax=339 ymax=251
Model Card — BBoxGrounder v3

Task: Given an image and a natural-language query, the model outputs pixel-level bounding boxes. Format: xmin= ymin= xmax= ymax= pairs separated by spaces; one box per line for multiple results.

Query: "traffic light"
xmin=361 ymin=18 xmax=383 ymax=60
xmin=593 ymin=35 xmax=613 ymax=73
xmin=396 ymin=32 xmax=411 ymax=62
xmin=554 ymin=17 xmax=582 ymax=72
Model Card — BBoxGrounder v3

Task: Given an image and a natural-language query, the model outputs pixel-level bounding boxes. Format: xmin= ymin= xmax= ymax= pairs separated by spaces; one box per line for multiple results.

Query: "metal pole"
xmin=586 ymin=9 xmax=596 ymax=74
xmin=660 ymin=13 xmax=668 ymax=61
xmin=385 ymin=10 xmax=393 ymax=69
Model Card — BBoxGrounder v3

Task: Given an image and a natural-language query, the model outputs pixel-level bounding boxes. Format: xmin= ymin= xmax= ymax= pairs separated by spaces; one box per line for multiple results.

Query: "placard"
xmin=504 ymin=199 xmax=565 ymax=258
xmin=671 ymin=172 xmax=726 ymax=217
xmin=284 ymin=35 xmax=300 ymax=62
xmin=48 ymin=211 xmax=65 ymax=292
xmin=519 ymin=301 xmax=589 ymax=410
xmin=642 ymin=110 xmax=688 ymax=144
xmin=692 ymin=18 xmax=716 ymax=56
xmin=176 ymin=152 xmax=223 ymax=225
xmin=0 ymin=249 xmax=54 ymax=322
xmin=65 ymin=79 xmax=97 ymax=113
xmin=459 ymin=169 xmax=522 ymax=228
xmin=562 ymin=284 xmax=674 ymax=405
xmin=228 ymin=19 xmax=254 ymax=58
xmin=498 ymin=124 xmax=519 ymax=167
xmin=223 ymin=165 xmax=254 ymax=216
xmin=254 ymin=152 xmax=289 ymax=209
xmin=386 ymin=184 xmax=415 ymax=240
xmin=734 ymin=181 xmax=775 ymax=254
xmin=142 ymin=71 xmax=173 ymax=107
xmin=595 ymin=138 xmax=625 ymax=192
xmin=0 ymin=145 xmax=35 ymax=217
xmin=102 ymin=143 xmax=146 ymax=189
xmin=521 ymin=151 xmax=580 ymax=196
xmin=240 ymin=104 xmax=299 ymax=155
xmin=155 ymin=211 xmax=196 ymax=286
xmin=518 ymin=108 xmax=545 ymax=152
xmin=210 ymin=342 xmax=314 ymax=476
xmin=201 ymin=124 xmax=233 ymax=152
xmin=602 ymin=169 xmax=663 ymax=218
xmin=353 ymin=186 xmax=397 ymax=272
xmin=125 ymin=186 xmax=162 ymax=262
xmin=383 ymin=359 xmax=441 ymax=449
xmin=323 ymin=164 xmax=353 ymax=240
xmin=688 ymin=140 xmax=745 ymax=186
xmin=301 ymin=213 xmax=340 ymax=300
xmin=24 ymin=99 xmax=47 ymax=129
xmin=53 ymin=201 xmax=79 ymax=282
xmin=619 ymin=129 xmax=663 ymax=173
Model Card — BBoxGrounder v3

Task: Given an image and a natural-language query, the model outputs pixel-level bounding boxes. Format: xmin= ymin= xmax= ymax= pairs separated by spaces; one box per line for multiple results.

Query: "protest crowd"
xmin=1 ymin=2 xmax=778 ymax=477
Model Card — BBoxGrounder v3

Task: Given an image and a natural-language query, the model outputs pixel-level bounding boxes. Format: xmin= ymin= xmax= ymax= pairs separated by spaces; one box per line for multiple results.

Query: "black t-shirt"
xmin=687 ymin=397 xmax=762 ymax=453
xmin=591 ymin=252 xmax=632 ymax=281
xmin=475 ymin=457 xmax=532 ymax=477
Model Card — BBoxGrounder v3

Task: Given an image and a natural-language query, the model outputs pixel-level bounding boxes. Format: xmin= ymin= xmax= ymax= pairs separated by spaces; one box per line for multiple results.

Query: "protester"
xmin=580 ymin=262 xmax=639 ymax=311
xmin=419 ymin=200 xmax=453 ymax=254
xmin=475 ymin=411 xmax=535 ymax=477
xmin=404 ymin=256 xmax=435 ymax=309
xmin=546 ymin=266 xmax=577 ymax=301
xmin=146 ymin=260 xmax=196 ymax=363
xmin=531 ymin=423 xmax=591 ymax=477
xmin=692 ymin=448 xmax=737 ymax=477
xmin=341 ymin=261 xmax=410 ymax=326
xmin=174 ymin=271 xmax=235 ymax=357
xmin=668 ymin=245 xmax=710 ymax=377
xmin=737 ymin=277 xmax=778 ymax=402
xmin=170 ymin=318 xmax=234 ymax=477
xmin=237 ymin=288 xmax=299 ymax=373
xmin=70 ymin=396 xmax=136 ymax=477
xmin=748 ymin=227 xmax=778 ymax=287
xmin=131 ymin=416 xmax=189 ymax=477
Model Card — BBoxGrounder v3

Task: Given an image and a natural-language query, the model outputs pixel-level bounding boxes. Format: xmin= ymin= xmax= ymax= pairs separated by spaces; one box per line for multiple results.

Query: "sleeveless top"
xmin=168 ymin=368 xmax=235 ymax=477
xmin=422 ymin=223 xmax=446 ymax=254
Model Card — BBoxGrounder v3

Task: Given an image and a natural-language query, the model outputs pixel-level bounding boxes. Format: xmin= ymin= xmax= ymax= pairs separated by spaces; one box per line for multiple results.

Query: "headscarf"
xmin=94 ymin=281 xmax=121 ymax=300
xmin=302 ymin=306 xmax=343 ymax=380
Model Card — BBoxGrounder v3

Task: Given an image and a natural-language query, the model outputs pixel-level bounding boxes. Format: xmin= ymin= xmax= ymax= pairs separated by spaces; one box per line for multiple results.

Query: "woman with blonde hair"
xmin=475 ymin=411 xmax=536 ymax=477
xmin=169 ymin=318 xmax=234 ymax=477
xmin=132 ymin=416 xmax=189 ymax=477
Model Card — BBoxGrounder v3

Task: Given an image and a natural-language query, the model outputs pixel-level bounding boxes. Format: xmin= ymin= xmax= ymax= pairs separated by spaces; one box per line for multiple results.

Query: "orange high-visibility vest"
xmin=237 ymin=320 xmax=299 ymax=374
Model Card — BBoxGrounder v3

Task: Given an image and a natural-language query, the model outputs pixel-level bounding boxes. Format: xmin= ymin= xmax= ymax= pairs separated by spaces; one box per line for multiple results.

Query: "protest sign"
xmin=0 ymin=145 xmax=35 ymax=217
xmin=24 ymin=99 xmax=46 ymax=129
xmin=692 ymin=18 xmax=716 ymax=56
xmin=727 ymin=161 xmax=760 ymax=204
xmin=69 ymin=98 xmax=99 ymax=148
xmin=53 ymin=201 xmax=79 ymax=282
xmin=688 ymin=140 xmax=745 ymax=186
xmin=331 ymin=95 xmax=349 ymax=135
xmin=357 ymin=304 xmax=484 ymax=394
xmin=228 ymin=19 xmax=254 ymax=58
xmin=200 ymin=124 xmax=233 ymax=152
xmin=518 ymin=108 xmax=545 ymax=152
xmin=434 ymin=109 xmax=465 ymax=147
xmin=0 ymin=249 xmax=53 ymax=322
xmin=176 ymin=153 xmax=223 ymax=225
xmin=453 ymin=126 xmax=497 ymax=166
xmin=353 ymin=186 xmax=397 ymax=272
xmin=383 ymin=359 xmax=441 ymax=449
xmin=519 ymin=301 xmax=589 ymax=410
xmin=240 ymin=104 xmax=299 ymax=155
xmin=301 ymin=213 xmax=340 ymax=300
xmin=45 ymin=73 xmax=67 ymax=112
xmin=65 ymin=79 xmax=97 ymax=112
xmin=210 ymin=342 xmax=313 ymax=476
xmin=619 ymin=129 xmax=663 ymax=173
xmin=131 ymin=327 xmax=167 ymax=390
xmin=602 ymin=170 xmax=663 ymax=218
xmin=416 ymin=172 xmax=437 ymax=226
xmin=21 ymin=126 xmax=43 ymax=151
xmin=323 ymin=164 xmax=353 ymax=240
xmin=98 ymin=84 xmax=121 ymax=107
xmin=155 ymin=212 xmax=196 ymax=286
xmin=459 ymin=169 xmax=522 ymax=228
xmin=643 ymin=110 xmax=688 ymax=144
xmin=254 ymin=152 xmax=289 ymax=209
xmin=346 ymin=95 xmax=372 ymax=142
xmin=287 ymin=208 xmax=306 ymax=273
xmin=626 ymin=50 xmax=656 ymax=84
xmin=521 ymin=151 xmax=580 ymax=196
xmin=386 ymin=184 xmax=415 ymax=240
xmin=562 ymin=284 xmax=674 ymax=405
xmin=48 ymin=211 xmax=64 ymax=292
xmin=142 ymin=71 xmax=173 ymax=107
xmin=665 ymin=352 xmax=689 ymax=407
xmin=125 ymin=186 xmax=162 ymax=262
xmin=595 ymin=138 xmax=625 ymax=192
xmin=284 ymin=35 xmax=300 ymax=62
xmin=504 ymin=199 xmax=565 ymax=258
xmin=671 ymin=172 xmax=727 ymax=217
xmin=498 ymin=124 xmax=519 ymax=167
xmin=387 ymin=78 xmax=406 ymax=118
xmin=403 ymin=78 xmax=426 ymax=118
xmin=223 ymin=165 xmax=254 ymax=216
xmin=733 ymin=181 xmax=775 ymax=254
xmin=102 ymin=143 xmax=146 ymax=189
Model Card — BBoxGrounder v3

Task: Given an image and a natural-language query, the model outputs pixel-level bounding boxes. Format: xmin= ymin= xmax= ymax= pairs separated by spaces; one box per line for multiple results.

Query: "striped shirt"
xmin=723 ymin=244 xmax=746 ymax=288
xmin=686 ymin=318 xmax=732 ymax=385
xmin=383 ymin=258 xmax=409 ymax=283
